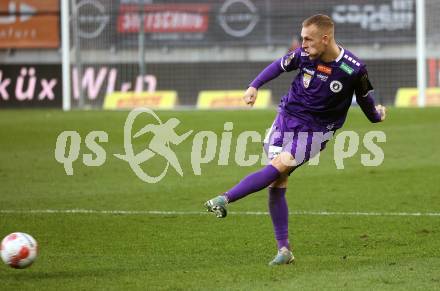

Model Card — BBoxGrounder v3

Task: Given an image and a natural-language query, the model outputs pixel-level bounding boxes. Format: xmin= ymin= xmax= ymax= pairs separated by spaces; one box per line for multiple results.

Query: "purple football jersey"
xmin=250 ymin=46 xmax=381 ymax=129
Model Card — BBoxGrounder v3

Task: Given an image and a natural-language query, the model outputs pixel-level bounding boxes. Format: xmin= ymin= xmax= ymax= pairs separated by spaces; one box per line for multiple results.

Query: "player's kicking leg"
xmin=204 ymin=154 xmax=288 ymax=218
xmin=205 ymin=150 xmax=294 ymax=215
xmin=204 ymin=195 xmax=228 ymax=218
xmin=204 ymin=164 xmax=283 ymax=218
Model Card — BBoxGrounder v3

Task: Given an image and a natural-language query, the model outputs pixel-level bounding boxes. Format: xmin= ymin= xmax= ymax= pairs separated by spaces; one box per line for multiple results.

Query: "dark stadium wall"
xmin=138 ymin=60 xmax=416 ymax=106
xmin=65 ymin=60 xmax=416 ymax=108
xmin=0 ymin=60 xmax=416 ymax=108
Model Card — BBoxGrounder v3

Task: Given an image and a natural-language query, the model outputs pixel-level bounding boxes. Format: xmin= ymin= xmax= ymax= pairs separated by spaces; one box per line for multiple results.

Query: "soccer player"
xmin=205 ymin=14 xmax=386 ymax=265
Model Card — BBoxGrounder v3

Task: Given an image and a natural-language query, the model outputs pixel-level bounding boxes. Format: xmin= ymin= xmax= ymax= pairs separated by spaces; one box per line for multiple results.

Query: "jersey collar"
xmin=335 ymin=46 xmax=345 ymax=63
xmin=317 ymin=46 xmax=345 ymax=65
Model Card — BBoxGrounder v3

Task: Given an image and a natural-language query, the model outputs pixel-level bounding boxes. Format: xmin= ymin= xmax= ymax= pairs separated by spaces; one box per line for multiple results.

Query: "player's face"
xmin=301 ymin=24 xmax=327 ymax=60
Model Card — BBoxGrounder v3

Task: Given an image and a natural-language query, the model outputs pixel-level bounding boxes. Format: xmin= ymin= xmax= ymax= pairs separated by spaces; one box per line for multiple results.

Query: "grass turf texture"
xmin=0 ymin=107 xmax=439 ymax=290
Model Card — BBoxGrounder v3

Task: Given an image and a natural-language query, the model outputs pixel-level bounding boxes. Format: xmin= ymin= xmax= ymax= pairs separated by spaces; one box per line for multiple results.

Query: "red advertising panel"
xmin=0 ymin=0 xmax=59 ymax=48
xmin=117 ymin=4 xmax=210 ymax=33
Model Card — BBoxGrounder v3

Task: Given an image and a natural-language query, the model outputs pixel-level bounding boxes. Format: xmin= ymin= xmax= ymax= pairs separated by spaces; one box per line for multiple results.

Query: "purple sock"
xmin=224 ymin=165 xmax=281 ymax=203
xmin=268 ymin=187 xmax=290 ymax=250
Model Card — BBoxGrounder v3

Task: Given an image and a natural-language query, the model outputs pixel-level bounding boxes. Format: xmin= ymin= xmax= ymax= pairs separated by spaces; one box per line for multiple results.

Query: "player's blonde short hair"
xmin=302 ymin=14 xmax=334 ymax=32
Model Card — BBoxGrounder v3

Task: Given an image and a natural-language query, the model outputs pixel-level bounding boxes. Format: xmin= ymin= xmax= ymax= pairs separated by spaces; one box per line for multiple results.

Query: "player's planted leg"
xmin=269 ymin=187 xmax=290 ymax=249
xmin=268 ymin=178 xmax=294 ymax=265
xmin=269 ymin=247 xmax=295 ymax=266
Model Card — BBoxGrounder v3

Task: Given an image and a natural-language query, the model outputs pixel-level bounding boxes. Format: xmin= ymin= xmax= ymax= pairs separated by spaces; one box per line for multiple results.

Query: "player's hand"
xmin=376 ymin=104 xmax=386 ymax=121
xmin=243 ymin=87 xmax=258 ymax=107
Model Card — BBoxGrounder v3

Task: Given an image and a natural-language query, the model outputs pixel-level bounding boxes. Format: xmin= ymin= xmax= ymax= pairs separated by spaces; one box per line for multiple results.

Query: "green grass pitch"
xmin=0 ymin=107 xmax=439 ymax=290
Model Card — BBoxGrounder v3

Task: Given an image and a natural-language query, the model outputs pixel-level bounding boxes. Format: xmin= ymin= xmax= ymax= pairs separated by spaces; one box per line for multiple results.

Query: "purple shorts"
xmin=263 ymin=112 xmax=335 ymax=172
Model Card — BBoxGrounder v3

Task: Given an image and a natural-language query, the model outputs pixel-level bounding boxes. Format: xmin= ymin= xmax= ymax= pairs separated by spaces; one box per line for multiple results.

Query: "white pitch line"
xmin=0 ymin=209 xmax=440 ymax=217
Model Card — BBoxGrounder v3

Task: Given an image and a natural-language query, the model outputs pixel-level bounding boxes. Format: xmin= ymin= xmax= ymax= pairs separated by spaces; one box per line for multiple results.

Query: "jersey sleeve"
xmin=249 ymin=48 xmax=301 ymax=89
xmin=354 ymin=66 xmax=374 ymax=98
xmin=280 ymin=47 xmax=301 ymax=72
xmin=354 ymin=66 xmax=382 ymax=123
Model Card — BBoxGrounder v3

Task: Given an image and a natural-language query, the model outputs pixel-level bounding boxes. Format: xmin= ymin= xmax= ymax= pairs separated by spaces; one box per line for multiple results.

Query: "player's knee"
xmin=270 ymin=174 xmax=289 ymax=188
xmin=271 ymin=152 xmax=296 ymax=175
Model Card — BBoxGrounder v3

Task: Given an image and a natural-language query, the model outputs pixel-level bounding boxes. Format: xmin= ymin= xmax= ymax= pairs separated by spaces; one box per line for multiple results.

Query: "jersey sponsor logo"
xmin=300 ymin=51 xmax=309 ymax=57
xmin=303 ymin=67 xmax=315 ymax=75
xmin=303 ymin=73 xmax=312 ymax=88
xmin=330 ymin=80 xmax=343 ymax=93
xmin=317 ymin=73 xmax=328 ymax=82
xmin=340 ymin=62 xmax=354 ymax=75
xmin=283 ymin=53 xmax=295 ymax=67
xmin=317 ymin=64 xmax=332 ymax=75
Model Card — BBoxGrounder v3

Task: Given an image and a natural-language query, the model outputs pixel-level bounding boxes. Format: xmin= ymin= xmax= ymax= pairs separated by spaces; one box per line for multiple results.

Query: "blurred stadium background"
xmin=1 ymin=1 xmax=440 ymax=290
xmin=0 ymin=0 xmax=438 ymax=109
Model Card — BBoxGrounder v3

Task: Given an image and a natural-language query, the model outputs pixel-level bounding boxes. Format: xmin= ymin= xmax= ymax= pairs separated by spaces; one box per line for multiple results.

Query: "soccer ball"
xmin=1 ymin=232 xmax=38 ymax=269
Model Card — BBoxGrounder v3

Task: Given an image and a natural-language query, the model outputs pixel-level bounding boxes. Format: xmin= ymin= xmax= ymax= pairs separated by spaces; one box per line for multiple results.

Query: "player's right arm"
xmin=354 ymin=66 xmax=386 ymax=122
xmin=243 ymin=86 xmax=258 ymax=106
xmin=244 ymin=48 xmax=301 ymax=106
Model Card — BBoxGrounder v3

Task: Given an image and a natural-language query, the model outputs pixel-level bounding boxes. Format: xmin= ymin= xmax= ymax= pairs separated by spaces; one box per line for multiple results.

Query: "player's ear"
xmin=322 ymin=34 xmax=329 ymax=45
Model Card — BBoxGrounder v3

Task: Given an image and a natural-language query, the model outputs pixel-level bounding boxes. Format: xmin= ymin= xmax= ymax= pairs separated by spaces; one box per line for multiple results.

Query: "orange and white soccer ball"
xmin=1 ymin=232 xmax=38 ymax=269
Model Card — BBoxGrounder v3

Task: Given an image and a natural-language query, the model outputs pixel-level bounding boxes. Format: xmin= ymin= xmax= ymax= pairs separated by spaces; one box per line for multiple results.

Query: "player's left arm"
xmin=354 ymin=67 xmax=386 ymax=122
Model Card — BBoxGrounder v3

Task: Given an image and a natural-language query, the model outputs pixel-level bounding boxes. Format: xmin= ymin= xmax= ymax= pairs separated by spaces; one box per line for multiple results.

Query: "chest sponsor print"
xmin=317 ymin=64 xmax=332 ymax=75
xmin=317 ymin=73 xmax=328 ymax=82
